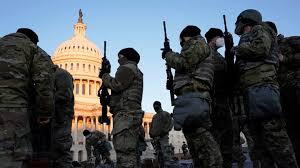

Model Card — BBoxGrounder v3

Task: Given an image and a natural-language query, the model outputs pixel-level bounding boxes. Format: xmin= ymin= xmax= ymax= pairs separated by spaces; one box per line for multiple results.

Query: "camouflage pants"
xmin=154 ymin=135 xmax=172 ymax=167
xmin=183 ymin=127 xmax=222 ymax=168
xmin=281 ymin=84 xmax=300 ymax=166
xmin=248 ymin=119 xmax=298 ymax=168
xmin=113 ymin=128 xmax=139 ymax=168
xmin=0 ymin=108 xmax=32 ymax=168
xmin=211 ymin=98 xmax=233 ymax=168
xmin=51 ymin=119 xmax=73 ymax=168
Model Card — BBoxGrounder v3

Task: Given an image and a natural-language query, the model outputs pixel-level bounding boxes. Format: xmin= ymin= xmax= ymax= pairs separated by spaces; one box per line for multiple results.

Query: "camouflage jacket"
xmin=54 ymin=66 xmax=74 ymax=121
xmin=85 ymin=131 xmax=106 ymax=158
xmin=102 ymin=60 xmax=143 ymax=114
xmin=278 ymin=36 xmax=300 ymax=87
xmin=149 ymin=109 xmax=173 ymax=138
xmin=165 ymin=35 xmax=213 ymax=96
xmin=0 ymin=33 xmax=54 ymax=117
xmin=235 ymin=24 xmax=278 ymax=90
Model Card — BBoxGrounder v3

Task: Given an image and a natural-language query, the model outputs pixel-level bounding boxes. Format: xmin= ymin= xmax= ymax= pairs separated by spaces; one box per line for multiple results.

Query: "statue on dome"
xmin=78 ymin=9 xmax=83 ymax=23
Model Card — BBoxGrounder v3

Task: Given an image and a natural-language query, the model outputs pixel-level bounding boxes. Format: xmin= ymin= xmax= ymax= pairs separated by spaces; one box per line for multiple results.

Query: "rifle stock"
xmin=98 ymin=41 xmax=110 ymax=125
xmin=162 ymin=21 xmax=175 ymax=105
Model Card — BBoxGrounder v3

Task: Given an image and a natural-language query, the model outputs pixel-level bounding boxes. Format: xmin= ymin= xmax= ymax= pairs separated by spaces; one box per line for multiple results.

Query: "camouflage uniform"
xmin=0 ymin=33 xmax=54 ymax=167
xmin=102 ymin=60 xmax=143 ymax=168
xmin=165 ymin=34 xmax=222 ymax=168
xmin=278 ymin=36 xmax=300 ymax=165
xmin=149 ymin=109 xmax=173 ymax=167
xmin=211 ymin=49 xmax=233 ymax=168
xmin=235 ymin=10 xmax=298 ymax=167
xmin=51 ymin=66 xmax=74 ymax=168
xmin=85 ymin=131 xmax=111 ymax=166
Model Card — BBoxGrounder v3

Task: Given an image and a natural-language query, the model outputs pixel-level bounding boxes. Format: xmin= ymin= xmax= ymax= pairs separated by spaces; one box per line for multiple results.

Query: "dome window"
xmin=94 ymin=66 xmax=96 ymax=72
xmin=73 ymin=46 xmax=75 ymax=49
xmin=82 ymin=46 xmax=84 ymax=49
xmin=65 ymin=64 xmax=68 ymax=69
xmin=71 ymin=63 xmax=73 ymax=70
xmin=77 ymin=63 xmax=79 ymax=70
xmin=88 ymin=64 xmax=91 ymax=71
xmin=65 ymin=47 xmax=67 ymax=50
xmin=75 ymin=83 xmax=79 ymax=95
xmin=69 ymin=46 xmax=71 ymax=49
xmin=87 ymin=47 xmax=89 ymax=50
xmin=78 ymin=46 xmax=80 ymax=49
xmin=83 ymin=64 xmax=85 ymax=71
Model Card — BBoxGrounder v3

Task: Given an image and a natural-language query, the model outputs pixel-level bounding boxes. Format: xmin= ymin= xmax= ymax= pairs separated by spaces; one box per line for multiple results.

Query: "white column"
xmin=79 ymin=79 xmax=82 ymax=96
xmin=110 ymin=117 xmax=113 ymax=133
xmin=146 ymin=122 xmax=149 ymax=139
xmin=87 ymin=80 xmax=90 ymax=95
xmin=95 ymin=82 xmax=97 ymax=96
xmin=74 ymin=150 xmax=78 ymax=161
xmin=74 ymin=116 xmax=78 ymax=144
xmin=96 ymin=115 xmax=99 ymax=131
xmin=91 ymin=117 xmax=95 ymax=131
xmin=83 ymin=117 xmax=86 ymax=145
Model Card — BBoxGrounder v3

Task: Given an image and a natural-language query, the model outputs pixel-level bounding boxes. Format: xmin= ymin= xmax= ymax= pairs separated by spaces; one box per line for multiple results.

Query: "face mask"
xmin=216 ymin=37 xmax=225 ymax=48
xmin=118 ymin=54 xmax=126 ymax=65
xmin=180 ymin=38 xmax=184 ymax=47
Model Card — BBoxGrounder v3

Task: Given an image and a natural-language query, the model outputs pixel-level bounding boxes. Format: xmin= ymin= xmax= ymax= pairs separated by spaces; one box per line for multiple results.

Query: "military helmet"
xmin=235 ymin=9 xmax=262 ymax=35
xmin=237 ymin=9 xmax=262 ymax=24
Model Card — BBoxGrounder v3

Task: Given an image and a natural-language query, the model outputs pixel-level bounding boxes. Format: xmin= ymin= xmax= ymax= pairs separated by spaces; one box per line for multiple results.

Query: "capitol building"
xmin=52 ymin=10 xmax=185 ymax=162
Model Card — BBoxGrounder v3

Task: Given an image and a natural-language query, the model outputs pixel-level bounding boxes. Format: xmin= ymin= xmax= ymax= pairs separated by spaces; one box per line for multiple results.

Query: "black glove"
xmin=161 ymin=48 xmax=172 ymax=59
xmin=99 ymin=59 xmax=111 ymax=78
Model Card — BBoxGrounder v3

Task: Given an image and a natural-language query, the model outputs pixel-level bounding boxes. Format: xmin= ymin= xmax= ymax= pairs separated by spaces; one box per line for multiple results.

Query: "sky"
xmin=1 ymin=0 xmax=299 ymax=113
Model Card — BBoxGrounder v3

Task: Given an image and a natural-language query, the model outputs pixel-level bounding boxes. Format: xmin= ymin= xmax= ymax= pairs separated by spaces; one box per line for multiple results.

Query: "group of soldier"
xmin=1 ymin=7 xmax=300 ymax=168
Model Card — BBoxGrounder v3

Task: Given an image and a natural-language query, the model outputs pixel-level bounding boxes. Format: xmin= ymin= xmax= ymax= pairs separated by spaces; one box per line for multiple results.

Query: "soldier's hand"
xmin=37 ymin=117 xmax=51 ymax=125
xmin=224 ymin=32 xmax=234 ymax=49
xmin=99 ymin=59 xmax=111 ymax=78
xmin=162 ymin=48 xmax=172 ymax=59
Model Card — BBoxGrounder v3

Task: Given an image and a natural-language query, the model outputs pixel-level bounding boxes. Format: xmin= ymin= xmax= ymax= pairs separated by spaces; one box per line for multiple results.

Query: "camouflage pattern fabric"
xmin=278 ymin=36 xmax=300 ymax=165
xmin=0 ymin=108 xmax=32 ymax=168
xmin=235 ymin=25 xmax=278 ymax=89
xmin=164 ymin=31 xmax=222 ymax=167
xmin=51 ymin=66 xmax=74 ymax=168
xmin=102 ymin=60 xmax=144 ymax=168
xmin=280 ymin=82 xmax=300 ymax=165
xmin=86 ymin=131 xmax=107 ymax=164
xmin=183 ymin=127 xmax=223 ymax=168
xmin=211 ymin=49 xmax=233 ymax=168
xmin=149 ymin=109 xmax=173 ymax=167
xmin=235 ymin=23 xmax=298 ymax=167
xmin=0 ymin=33 xmax=54 ymax=167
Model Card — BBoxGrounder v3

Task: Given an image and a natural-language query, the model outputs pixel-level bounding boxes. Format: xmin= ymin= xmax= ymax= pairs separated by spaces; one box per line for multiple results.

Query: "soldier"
xmin=234 ymin=9 xmax=298 ymax=167
xmin=83 ymin=130 xmax=112 ymax=166
xmin=100 ymin=48 xmax=144 ymax=168
xmin=162 ymin=25 xmax=222 ymax=167
xmin=0 ymin=28 xmax=54 ymax=168
xmin=50 ymin=65 xmax=74 ymax=168
xmin=149 ymin=101 xmax=173 ymax=167
xmin=205 ymin=28 xmax=233 ymax=168
xmin=278 ymin=34 xmax=300 ymax=165
xmin=181 ymin=142 xmax=188 ymax=157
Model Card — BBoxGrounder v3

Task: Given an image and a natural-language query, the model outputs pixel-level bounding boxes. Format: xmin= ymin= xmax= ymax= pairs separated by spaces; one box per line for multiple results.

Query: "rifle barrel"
xmin=223 ymin=15 xmax=228 ymax=33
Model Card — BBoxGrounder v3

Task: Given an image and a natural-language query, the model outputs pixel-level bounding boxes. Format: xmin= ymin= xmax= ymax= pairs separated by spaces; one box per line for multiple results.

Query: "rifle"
xmin=98 ymin=41 xmax=110 ymax=125
xmin=162 ymin=21 xmax=175 ymax=105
